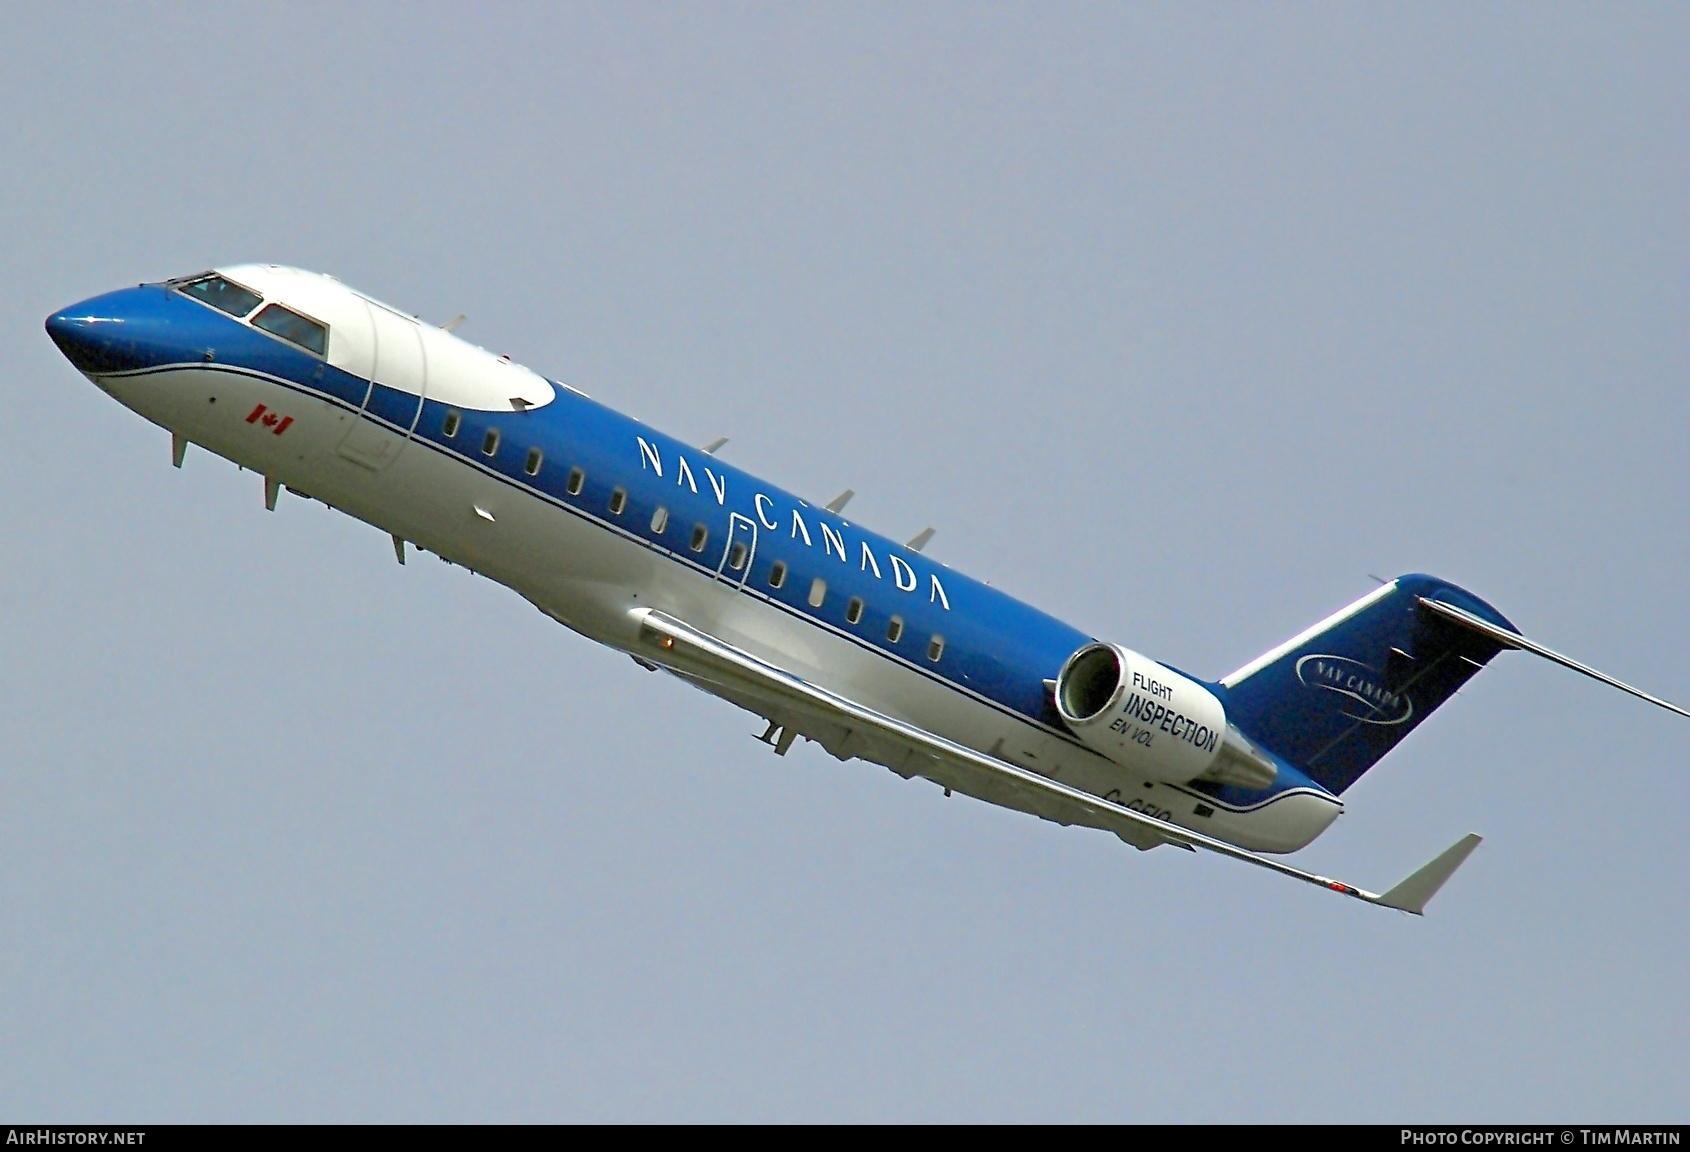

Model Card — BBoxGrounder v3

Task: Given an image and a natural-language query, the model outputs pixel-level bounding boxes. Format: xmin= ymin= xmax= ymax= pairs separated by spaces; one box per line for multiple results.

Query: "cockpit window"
xmin=251 ymin=303 xmax=328 ymax=355
xmin=178 ymin=274 xmax=263 ymax=318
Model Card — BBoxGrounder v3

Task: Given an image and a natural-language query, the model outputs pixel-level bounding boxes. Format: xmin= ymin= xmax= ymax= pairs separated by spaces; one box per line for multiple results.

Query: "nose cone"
xmin=46 ymin=286 xmax=179 ymax=376
xmin=47 ymin=295 xmax=137 ymax=375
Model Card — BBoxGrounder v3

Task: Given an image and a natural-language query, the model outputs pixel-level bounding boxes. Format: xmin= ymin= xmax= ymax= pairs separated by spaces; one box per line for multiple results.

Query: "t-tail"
xmin=1219 ymin=573 xmax=1687 ymax=797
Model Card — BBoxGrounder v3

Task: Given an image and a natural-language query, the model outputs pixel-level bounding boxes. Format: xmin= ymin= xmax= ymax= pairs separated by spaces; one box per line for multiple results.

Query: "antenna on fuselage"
xmin=701 ymin=437 xmax=729 ymax=455
xmin=824 ymin=490 xmax=854 ymax=514
xmin=905 ymin=527 xmax=935 ymax=552
xmin=441 ymin=314 xmax=466 ymax=332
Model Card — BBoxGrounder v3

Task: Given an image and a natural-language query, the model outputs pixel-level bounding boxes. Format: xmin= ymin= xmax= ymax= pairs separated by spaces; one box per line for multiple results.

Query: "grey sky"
xmin=1 ymin=4 xmax=1684 ymax=1121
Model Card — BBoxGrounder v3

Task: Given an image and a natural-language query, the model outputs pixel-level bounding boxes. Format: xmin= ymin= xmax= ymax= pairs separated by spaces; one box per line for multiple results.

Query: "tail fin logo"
xmin=1295 ymin=655 xmax=1414 ymax=726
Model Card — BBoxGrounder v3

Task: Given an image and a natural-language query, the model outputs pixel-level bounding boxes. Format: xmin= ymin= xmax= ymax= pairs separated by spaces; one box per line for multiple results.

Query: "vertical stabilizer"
xmin=1218 ymin=575 xmax=1516 ymax=794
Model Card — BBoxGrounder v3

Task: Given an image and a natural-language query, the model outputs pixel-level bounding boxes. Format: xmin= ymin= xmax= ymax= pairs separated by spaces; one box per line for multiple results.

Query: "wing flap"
xmin=657 ymin=643 xmax=1165 ymax=846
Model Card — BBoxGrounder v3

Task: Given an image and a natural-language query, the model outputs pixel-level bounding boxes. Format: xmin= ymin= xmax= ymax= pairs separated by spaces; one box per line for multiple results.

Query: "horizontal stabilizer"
xmin=1375 ymin=833 xmax=1483 ymax=915
xmin=1418 ymin=598 xmax=1688 ymax=719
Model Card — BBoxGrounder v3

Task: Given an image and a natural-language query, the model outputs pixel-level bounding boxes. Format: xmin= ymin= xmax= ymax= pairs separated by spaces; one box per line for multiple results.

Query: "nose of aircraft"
xmin=45 ymin=285 xmax=187 ymax=376
xmin=46 ymin=295 xmax=138 ymax=375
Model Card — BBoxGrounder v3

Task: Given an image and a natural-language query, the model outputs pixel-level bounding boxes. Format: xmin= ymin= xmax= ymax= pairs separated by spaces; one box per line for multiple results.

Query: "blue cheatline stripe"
xmin=111 ymin=355 xmax=1329 ymax=816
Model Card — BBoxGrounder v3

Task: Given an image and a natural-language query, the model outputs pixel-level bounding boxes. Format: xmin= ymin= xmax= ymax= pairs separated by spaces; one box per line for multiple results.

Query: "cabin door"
xmin=715 ymin=513 xmax=758 ymax=590
xmin=338 ymin=299 xmax=428 ymax=471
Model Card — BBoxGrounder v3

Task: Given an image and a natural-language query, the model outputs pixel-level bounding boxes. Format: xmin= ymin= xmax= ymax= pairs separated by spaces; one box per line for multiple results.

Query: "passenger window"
xmin=443 ymin=410 xmax=461 ymax=438
xmin=609 ymin=487 xmax=627 ymax=515
xmin=650 ymin=506 xmax=668 ymax=534
xmin=768 ymin=560 xmax=787 ymax=589
xmin=179 ymin=274 xmax=262 ymax=318
xmin=482 ymin=428 xmax=500 ymax=457
xmin=689 ymin=525 xmax=708 ymax=553
xmin=808 ymin=578 xmax=827 ymax=608
xmin=567 ymin=467 xmax=585 ymax=496
xmin=728 ymin=541 xmax=749 ymax=571
xmin=927 ymin=635 xmax=945 ymax=662
xmin=846 ymin=597 xmax=864 ymax=624
xmin=252 ymin=303 xmax=328 ymax=355
xmin=525 ymin=447 xmax=542 ymax=476
xmin=887 ymin=616 xmax=904 ymax=644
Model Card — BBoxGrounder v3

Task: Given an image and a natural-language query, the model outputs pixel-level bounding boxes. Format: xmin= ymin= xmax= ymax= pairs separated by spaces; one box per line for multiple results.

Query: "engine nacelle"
xmin=1054 ymin=642 xmax=1277 ymax=789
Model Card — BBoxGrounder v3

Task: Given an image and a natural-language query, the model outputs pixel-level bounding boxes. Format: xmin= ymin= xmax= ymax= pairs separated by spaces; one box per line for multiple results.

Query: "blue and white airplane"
xmin=45 ymin=265 xmax=1687 ymax=914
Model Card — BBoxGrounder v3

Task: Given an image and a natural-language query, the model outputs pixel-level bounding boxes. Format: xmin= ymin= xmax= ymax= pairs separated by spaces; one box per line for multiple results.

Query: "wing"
xmin=631 ymin=607 xmax=1479 ymax=914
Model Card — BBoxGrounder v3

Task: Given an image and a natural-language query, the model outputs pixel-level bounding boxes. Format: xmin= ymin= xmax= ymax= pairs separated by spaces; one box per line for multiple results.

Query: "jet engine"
xmin=1053 ymin=642 xmax=1278 ymax=790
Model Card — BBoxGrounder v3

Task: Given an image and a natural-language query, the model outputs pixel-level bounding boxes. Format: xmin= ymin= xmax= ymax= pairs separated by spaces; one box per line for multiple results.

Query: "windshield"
xmin=177 ymin=273 xmax=263 ymax=318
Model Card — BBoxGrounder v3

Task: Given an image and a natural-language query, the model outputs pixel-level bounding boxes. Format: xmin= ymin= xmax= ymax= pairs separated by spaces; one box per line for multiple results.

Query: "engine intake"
xmin=1057 ymin=644 xmax=1127 ymax=723
xmin=1054 ymin=641 xmax=1277 ymax=790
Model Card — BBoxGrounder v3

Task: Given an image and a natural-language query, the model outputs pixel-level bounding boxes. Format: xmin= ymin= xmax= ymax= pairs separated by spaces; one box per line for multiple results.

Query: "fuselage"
xmin=47 ymin=265 xmax=1344 ymax=852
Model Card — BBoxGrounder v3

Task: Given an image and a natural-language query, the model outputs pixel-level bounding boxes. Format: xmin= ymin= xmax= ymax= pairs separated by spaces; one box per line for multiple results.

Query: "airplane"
xmin=44 ymin=265 xmax=1686 ymax=915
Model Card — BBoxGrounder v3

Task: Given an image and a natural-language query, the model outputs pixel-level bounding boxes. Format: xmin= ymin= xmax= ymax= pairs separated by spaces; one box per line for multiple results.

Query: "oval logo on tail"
xmin=1294 ymin=654 xmax=1414 ymax=726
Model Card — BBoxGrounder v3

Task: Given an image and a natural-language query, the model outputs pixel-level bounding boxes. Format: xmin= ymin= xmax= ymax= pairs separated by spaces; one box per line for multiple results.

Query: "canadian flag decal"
xmin=245 ymin=404 xmax=294 ymax=436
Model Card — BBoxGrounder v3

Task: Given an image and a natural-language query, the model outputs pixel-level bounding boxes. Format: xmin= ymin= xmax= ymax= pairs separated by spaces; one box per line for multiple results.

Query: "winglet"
xmin=1373 ymin=833 xmax=1483 ymax=915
